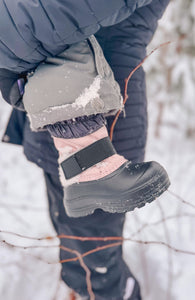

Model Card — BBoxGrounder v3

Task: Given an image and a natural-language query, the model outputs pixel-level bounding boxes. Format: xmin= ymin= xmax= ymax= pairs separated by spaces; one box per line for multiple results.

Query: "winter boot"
xmin=54 ymin=126 xmax=170 ymax=218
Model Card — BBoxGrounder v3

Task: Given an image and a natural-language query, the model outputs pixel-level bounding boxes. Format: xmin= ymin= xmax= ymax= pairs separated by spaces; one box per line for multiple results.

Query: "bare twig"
xmin=0 ymin=229 xmax=58 ymax=241
xmin=168 ymin=190 xmax=195 ymax=209
xmin=130 ymin=213 xmax=195 ymax=237
xmin=157 ymin=201 xmax=173 ymax=300
xmin=59 ymin=242 xmax=123 ymax=264
xmin=60 ymin=246 xmax=95 ymax=300
xmin=109 ymin=41 xmax=171 ymax=140
xmin=0 ymin=202 xmax=46 ymax=211
xmin=1 ymin=211 xmax=194 ymax=242
xmin=133 ymin=213 xmax=150 ymax=295
xmin=1 ymin=236 xmax=194 ymax=256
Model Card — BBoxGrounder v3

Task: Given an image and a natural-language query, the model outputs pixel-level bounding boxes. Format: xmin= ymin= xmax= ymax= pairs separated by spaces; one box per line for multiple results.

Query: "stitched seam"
xmin=114 ymin=144 xmax=146 ymax=152
xmin=59 ymin=4 xmax=130 ymax=43
xmin=38 ymin=0 xmax=66 ymax=43
xmin=85 ymin=0 xmax=100 ymax=24
xmin=2 ymin=1 xmax=37 ymax=51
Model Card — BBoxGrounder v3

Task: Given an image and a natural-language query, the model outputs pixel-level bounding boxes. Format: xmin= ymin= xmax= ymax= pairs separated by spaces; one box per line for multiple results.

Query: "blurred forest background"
xmin=0 ymin=1 xmax=195 ymax=299
xmin=146 ymin=0 xmax=195 ymax=137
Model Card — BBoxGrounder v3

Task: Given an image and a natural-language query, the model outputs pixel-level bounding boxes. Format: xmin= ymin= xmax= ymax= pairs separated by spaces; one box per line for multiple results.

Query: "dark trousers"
xmin=44 ymin=171 xmax=141 ymax=300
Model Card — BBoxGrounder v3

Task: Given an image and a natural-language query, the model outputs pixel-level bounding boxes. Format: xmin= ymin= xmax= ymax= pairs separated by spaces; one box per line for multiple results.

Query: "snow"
xmin=123 ymin=277 xmax=135 ymax=300
xmin=42 ymin=76 xmax=101 ymax=114
xmin=0 ymin=2 xmax=195 ymax=299
xmin=73 ymin=76 xmax=101 ymax=108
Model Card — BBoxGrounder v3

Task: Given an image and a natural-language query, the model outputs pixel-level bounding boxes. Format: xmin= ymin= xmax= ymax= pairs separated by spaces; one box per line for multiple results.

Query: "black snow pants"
xmin=44 ymin=171 xmax=142 ymax=300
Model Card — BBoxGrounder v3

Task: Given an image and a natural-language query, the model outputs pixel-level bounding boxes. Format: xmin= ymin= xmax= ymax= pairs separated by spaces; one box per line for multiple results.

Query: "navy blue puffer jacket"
xmin=0 ymin=0 xmax=153 ymax=72
xmin=1 ymin=0 xmax=170 ymax=174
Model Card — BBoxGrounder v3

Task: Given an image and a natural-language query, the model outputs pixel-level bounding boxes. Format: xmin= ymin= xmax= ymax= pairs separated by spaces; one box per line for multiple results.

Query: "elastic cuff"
xmin=46 ymin=114 xmax=106 ymax=139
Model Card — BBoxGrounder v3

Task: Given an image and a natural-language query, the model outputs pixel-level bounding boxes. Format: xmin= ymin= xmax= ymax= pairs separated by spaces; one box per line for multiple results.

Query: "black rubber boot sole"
xmin=64 ymin=161 xmax=170 ymax=218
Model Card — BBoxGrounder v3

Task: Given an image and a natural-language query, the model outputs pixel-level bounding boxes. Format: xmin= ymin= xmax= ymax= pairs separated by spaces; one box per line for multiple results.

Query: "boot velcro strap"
xmin=61 ymin=137 xmax=116 ymax=179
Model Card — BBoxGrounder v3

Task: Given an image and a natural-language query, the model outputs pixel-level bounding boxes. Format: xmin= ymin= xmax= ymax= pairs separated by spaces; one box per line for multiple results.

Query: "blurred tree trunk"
xmin=146 ymin=0 xmax=195 ymax=137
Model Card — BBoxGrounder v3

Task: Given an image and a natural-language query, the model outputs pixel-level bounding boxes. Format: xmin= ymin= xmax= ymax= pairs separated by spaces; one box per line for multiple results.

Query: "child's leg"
xmin=23 ymin=36 xmax=170 ymax=218
xmin=46 ymin=114 xmax=170 ymax=218
xmin=44 ymin=171 xmax=141 ymax=300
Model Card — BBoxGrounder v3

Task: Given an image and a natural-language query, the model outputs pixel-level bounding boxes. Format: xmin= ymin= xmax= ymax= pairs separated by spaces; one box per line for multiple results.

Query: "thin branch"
xmin=168 ymin=190 xmax=195 ymax=209
xmin=157 ymin=201 xmax=173 ymax=300
xmin=1 ymin=239 xmax=59 ymax=250
xmin=1 ymin=237 xmax=194 ymax=256
xmin=0 ymin=229 xmax=58 ymax=241
xmin=0 ymin=241 xmax=54 ymax=264
xmin=133 ymin=213 xmax=150 ymax=295
xmin=130 ymin=213 xmax=195 ymax=237
xmin=1 ymin=211 xmax=194 ymax=242
xmin=109 ymin=41 xmax=171 ymax=140
xmin=60 ymin=246 xmax=95 ymax=300
xmin=59 ymin=242 xmax=122 ymax=264
xmin=0 ymin=202 xmax=46 ymax=211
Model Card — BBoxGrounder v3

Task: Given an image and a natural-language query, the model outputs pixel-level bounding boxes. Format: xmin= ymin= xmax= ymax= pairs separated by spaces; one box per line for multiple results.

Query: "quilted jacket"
xmin=1 ymin=0 xmax=170 ymax=173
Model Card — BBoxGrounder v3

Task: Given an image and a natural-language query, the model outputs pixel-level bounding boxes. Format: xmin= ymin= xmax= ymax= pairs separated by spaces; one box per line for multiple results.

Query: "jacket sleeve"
xmin=96 ymin=0 xmax=170 ymax=79
xmin=0 ymin=0 xmax=152 ymax=73
xmin=95 ymin=0 xmax=170 ymax=162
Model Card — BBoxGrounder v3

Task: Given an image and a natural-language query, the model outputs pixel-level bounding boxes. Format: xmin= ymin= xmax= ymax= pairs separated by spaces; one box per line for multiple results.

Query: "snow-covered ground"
xmin=0 ymin=3 xmax=195 ymax=299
